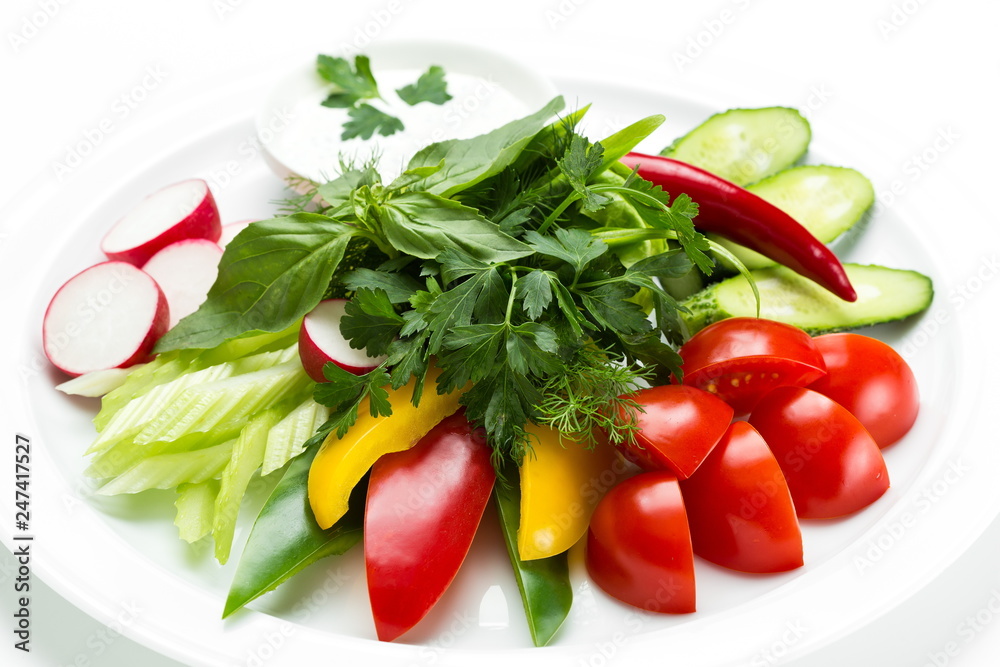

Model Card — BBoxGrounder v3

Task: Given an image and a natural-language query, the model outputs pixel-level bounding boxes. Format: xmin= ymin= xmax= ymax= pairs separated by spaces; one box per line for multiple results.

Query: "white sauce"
xmin=266 ymin=69 xmax=531 ymax=184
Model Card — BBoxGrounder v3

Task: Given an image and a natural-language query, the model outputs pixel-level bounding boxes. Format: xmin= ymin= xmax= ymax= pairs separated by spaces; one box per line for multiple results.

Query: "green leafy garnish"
xmin=317 ymin=56 xmax=453 ymax=141
xmin=163 ymin=97 xmax=729 ymax=463
xmin=342 ymin=103 xmax=405 ymax=141
xmin=396 ymin=65 xmax=452 ymax=106
xmin=317 ymin=55 xmax=380 ymax=108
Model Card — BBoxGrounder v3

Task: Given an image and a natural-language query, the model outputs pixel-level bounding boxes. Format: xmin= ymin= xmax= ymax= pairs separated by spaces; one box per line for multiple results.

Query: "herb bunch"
xmin=157 ymin=97 xmax=730 ymax=466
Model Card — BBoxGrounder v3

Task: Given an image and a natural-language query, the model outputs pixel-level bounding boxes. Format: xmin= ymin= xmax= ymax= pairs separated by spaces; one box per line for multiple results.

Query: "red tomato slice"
xmin=365 ymin=413 xmax=495 ymax=642
xmin=585 ymin=471 xmax=696 ymax=613
xmin=616 ymin=385 xmax=734 ymax=479
xmin=749 ymin=387 xmax=889 ymax=519
xmin=678 ymin=318 xmax=826 ymax=414
xmin=680 ymin=421 xmax=803 ymax=573
xmin=808 ymin=333 xmax=919 ymax=448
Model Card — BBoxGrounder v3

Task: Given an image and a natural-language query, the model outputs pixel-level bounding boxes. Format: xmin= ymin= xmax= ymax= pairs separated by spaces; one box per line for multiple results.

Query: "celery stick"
xmin=261 ymin=398 xmax=330 ymax=476
xmin=97 ymin=439 xmax=237 ymax=495
xmin=88 ymin=347 xmax=299 ymax=455
xmin=213 ymin=409 xmax=282 ymax=564
xmin=175 ymin=481 xmax=220 ymax=543
xmin=193 ymin=323 xmax=300 ymax=367
xmin=133 ymin=361 xmax=312 ymax=446
xmin=85 ymin=426 xmax=245 ymax=479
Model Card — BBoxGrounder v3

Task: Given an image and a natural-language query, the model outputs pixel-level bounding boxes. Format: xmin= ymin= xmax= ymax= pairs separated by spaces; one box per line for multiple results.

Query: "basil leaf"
xmin=494 ymin=469 xmax=572 ymax=647
xmin=223 ymin=446 xmax=365 ymax=618
xmin=156 ymin=214 xmax=358 ymax=352
xmin=379 ymin=192 xmax=532 ymax=263
xmin=316 ymin=166 xmax=381 ymax=209
xmin=405 ymin=96 xmax=565 ymax=197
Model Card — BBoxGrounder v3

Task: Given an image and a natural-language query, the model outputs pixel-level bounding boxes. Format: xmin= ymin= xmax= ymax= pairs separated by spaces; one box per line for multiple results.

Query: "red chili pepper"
xmin=620 ymin=152 xmax=858 ymax=302
xmin=364 ymin=411 xmax=495 ymax=642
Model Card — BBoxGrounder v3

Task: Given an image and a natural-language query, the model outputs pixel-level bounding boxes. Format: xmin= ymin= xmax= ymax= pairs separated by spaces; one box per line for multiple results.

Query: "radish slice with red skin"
xmin=299 ymin=299 xmax=388 ymax=381
xmin=43 ymin=261 xmax=169 ymax=376
xmin=142 ymin=239 xmax=224 ymax=328
xmin=101 ymin=179 xmax=221 ymax=266
xmin=218 ymin=219 xmax=256 ymax=248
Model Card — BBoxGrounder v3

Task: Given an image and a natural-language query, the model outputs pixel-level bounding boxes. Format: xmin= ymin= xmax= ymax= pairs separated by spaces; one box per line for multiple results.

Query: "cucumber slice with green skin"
xmin=661 ymin=107 xmax=811 ymax=187
xmin=714 ymin=165 xmax=876 ymax=270
xmin=681 ymin=264 xmax=933 ymax=335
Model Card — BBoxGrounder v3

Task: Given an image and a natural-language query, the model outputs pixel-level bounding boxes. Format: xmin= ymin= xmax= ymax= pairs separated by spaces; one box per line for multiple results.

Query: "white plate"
xmin=0 ymin=61 xmax=993 ymax=667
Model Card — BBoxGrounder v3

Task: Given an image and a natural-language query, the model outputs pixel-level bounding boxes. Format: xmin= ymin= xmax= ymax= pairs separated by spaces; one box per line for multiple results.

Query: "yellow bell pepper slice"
xmin=307 ymin=367 xmax=463 ymax=529
xmin=518 ymin=423 xmax=622 ymax=560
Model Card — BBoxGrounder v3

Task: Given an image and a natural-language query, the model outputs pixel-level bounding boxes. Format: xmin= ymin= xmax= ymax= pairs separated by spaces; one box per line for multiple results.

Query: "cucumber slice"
xmin=661 ymin=107 xmax=811 ymax=186
xmin=715 ymin=165 xmax=875 ymax=270
xmin=682 ymin=264 xmax=933 ymax=334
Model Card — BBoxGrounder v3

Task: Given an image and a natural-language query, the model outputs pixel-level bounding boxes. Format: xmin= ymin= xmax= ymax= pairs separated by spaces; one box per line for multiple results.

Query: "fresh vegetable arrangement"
xmin=43 ymin=62 xmax=936 ymax=648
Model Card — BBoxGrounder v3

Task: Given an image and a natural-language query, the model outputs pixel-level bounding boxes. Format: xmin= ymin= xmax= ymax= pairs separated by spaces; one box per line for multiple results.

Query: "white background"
xmin=1 ymin=0 xmax=999 ymax=665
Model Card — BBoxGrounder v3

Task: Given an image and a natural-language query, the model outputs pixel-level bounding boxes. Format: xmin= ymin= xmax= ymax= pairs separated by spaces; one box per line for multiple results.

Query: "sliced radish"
xmin=142 ymin=239 xmax=224 ymax=328
xmin=218 ymin=219 xmax=256 ymax=248
xmin=43 ymin=261 xmax=169 ymax=376
xmin=299 ymin=299 xmax=388 ymax=381
xmin=101 ymin=179 xmax=221 ymax=265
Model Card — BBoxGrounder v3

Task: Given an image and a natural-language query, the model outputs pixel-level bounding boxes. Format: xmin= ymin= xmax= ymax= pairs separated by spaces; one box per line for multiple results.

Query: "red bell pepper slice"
xmin=364 ymin=411 xmax=495 ymax=642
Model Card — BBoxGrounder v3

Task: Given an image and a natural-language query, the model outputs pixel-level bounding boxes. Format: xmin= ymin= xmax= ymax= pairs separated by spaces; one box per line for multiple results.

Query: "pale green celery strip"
xmin=87 ymin=347 xmax=299 ymax=456
xmin=87 ymin=361 xmax=243 ymax=455
xmin=57 ymin=366 xmax=139 ymax=398
xmin=96 ymin=439 xmax=237 ymax=495
xmin=213 ymin=409 xmax=282 ymax=564
xmin=174 ymin=480 xmax=220 ymax=543
xmin=85 ymin=425 xmax=245 ymax=480
xmin=95 ymin=343 xmax=296 ymax=432
xmin=134 ymin=361 xmax=312 ymax=446
xmin=261 ymin=398 xmax=330 ymax=476
xmin=95 ymin=351 xmax=188 ymax=430
xmin=194 ymin=324 xmax=300 ymax=367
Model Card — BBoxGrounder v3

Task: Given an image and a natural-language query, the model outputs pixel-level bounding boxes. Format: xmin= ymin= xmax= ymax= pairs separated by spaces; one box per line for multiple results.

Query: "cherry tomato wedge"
xmin=585 ymin=471 xmax=696 ymax=613
xmin=615 ymin=385 xmax=734 ymax=479
xmin=680 ymin=421 xmax=803 ymax=573
xmin=808 ymin=333 xmax=919 ymax=448
xmin=678 ymin=317 xmax=826 ymax=415
xmin=749 ymin=387 xmax=889 ymax=519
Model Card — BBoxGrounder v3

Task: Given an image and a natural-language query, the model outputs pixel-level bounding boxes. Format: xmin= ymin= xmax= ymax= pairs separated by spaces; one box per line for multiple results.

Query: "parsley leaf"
xmin=342 ymin=104 xmax=405 ymax=141
xmin=524 ymin=228 xmax=608 ymax=279
xmin=559 ymin=134 xmax=611 ymax=211
xmin=311 ymin=363 xmax=392 ymax=441
xmin=396 ymin=65 xmax=452 ymax=106
xmin=317 ymin=55 xmax=380 ymax=108
xmin=340 ymin=288 xmax=404 ymax=357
